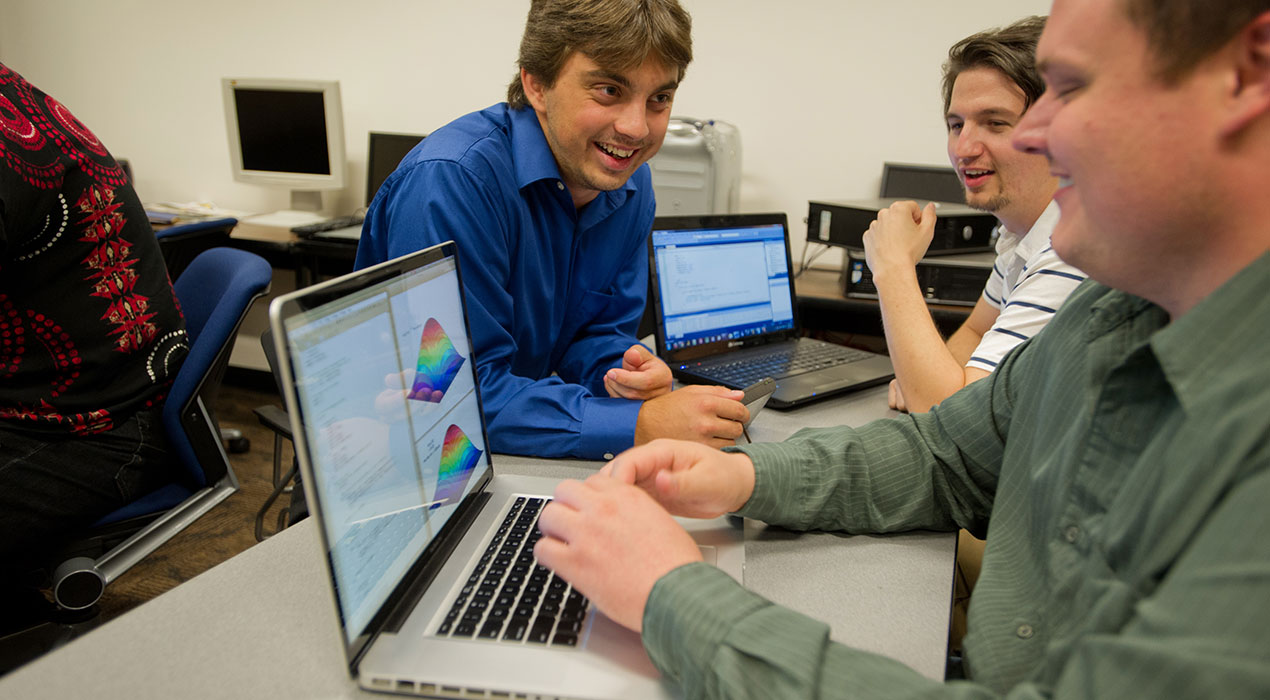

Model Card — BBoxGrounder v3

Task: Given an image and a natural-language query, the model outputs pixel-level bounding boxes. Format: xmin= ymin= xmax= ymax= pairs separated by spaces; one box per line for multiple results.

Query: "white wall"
xmin=0 ymin=0 xmax=1050 ymax=267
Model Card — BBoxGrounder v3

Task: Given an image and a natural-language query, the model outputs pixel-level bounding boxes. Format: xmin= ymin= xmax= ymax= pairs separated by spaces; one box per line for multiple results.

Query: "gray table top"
xmin=0 ymin=386 xmax=955 ymax=698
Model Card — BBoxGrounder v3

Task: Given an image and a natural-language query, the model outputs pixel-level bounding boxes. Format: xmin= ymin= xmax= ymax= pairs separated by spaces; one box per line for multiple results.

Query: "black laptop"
xmin=648 ymin=213 xmax=894 ymax=409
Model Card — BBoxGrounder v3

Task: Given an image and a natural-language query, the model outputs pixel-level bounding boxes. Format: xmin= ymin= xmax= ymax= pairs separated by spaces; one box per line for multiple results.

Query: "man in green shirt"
xmin=533 ymin=0 xmax=1270 ymax=697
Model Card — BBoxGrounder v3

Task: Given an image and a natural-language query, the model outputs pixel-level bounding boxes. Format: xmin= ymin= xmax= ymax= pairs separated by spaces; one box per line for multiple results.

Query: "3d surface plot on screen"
xmin=409 ymin=318 xmax=466 ymax=403
xmin=433 ymin=424 xmax=482 ymax=508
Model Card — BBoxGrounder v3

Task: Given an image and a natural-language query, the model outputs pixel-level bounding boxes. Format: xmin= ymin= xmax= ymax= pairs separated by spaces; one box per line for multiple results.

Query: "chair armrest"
xmin=252 ymin=404 xmax=293 ymax=441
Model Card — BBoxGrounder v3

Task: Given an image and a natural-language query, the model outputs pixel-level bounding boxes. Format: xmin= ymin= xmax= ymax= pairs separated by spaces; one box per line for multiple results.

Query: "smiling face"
xmin=946 ymin=66 xmax=1058 ymax=233
xmin=1011 ymin=0 xmax=1225 ymax=298
xmin=522 ymin=51 xmax=678 ymax=209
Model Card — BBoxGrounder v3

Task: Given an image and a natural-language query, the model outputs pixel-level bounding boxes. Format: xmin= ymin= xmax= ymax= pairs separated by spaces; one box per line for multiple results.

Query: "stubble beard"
xmin=543 ymin=120 xmax=634 ymax=196
xmin=965 ymin=190 xmax=1009 ymax=216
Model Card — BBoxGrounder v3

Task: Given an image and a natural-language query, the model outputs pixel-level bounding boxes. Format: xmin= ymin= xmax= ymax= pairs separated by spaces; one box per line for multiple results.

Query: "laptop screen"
xmin=280 ymin=249 xmax=489 ymax=643
xmin=650 ymin=217 xmax=795 ymax=355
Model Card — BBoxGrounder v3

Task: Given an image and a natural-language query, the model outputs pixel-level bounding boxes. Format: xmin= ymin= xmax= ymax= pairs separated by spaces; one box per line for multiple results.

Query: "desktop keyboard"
xmin=290 ymin=213 xmax=364 ymax=235
xmin=436 ymin=496 xmax=590 ymax=647
xmin=697 ymin=342 xmax=874 ymax=386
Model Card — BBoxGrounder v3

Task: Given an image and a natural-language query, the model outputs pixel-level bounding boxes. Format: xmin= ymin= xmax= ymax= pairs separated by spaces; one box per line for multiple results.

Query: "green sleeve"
xmin=642 ymin=563 xmax=964 ymax=699
xmin=731 ymin=360 xmax=1012 ymax=536
xmin=645 ymin=473 xmax=1270 ymax=700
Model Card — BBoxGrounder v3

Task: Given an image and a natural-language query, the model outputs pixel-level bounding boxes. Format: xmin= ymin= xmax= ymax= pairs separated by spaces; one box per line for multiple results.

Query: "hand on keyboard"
xmin=436 ymin=496 xmax=592 ymax=646
xmin=534 ymin=474 xmax=705 ymax=633
xmin=290 ymin=213 xmax=365 ymax=235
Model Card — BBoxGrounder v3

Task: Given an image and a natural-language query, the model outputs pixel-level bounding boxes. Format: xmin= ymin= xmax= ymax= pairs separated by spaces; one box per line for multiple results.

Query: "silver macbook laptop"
xmin=648 ymin=213 xmax=895 ymax=409
xmin=269 ymin=241 xmax=743 ymax=698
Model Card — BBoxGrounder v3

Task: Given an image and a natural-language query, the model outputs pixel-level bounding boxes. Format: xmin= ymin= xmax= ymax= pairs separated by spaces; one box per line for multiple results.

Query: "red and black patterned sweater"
xmin=0 ymin=62 xmax=188 ymax=435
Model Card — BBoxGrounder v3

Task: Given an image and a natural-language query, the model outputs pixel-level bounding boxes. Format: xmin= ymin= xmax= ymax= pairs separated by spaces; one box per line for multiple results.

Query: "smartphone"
xmin=740 ymin=377 xmax=777 ymax=428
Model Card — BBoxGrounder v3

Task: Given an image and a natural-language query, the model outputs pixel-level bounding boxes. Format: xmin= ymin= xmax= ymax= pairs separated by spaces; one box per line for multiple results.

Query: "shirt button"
xmin=557 ymin=181 xmax=565 ymax=190
xmin=1063 ymin=525 xmax=1080 ymax=543
xmin=1016 ymin=624 xmax=1035 ymax=639
xmin=603 ymin=453 xmax=614 ymax=461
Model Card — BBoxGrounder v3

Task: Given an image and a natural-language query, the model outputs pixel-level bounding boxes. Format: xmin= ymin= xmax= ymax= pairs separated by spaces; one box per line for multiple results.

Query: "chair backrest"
xmin=258 ymin=327 xmax=287 ymax=393
xmin=154 ymin=217 xmax=238 ymax=281
xmin=164 ymin=247 xmax=272 ymax=487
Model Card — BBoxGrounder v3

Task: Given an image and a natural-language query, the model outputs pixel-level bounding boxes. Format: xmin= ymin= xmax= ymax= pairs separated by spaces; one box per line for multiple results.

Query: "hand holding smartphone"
xmin=740 ymin=377 xmax=776 ymax=429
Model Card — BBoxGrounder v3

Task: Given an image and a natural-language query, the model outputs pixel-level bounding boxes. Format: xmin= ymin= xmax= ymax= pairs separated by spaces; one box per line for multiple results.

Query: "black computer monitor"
xmin=879 ymin=162 xmax=965 ymax=203
xmin=365 ymin=131 xmax=427 ymax=207
xmin=222 ymin=78 xmax=346 ymax=213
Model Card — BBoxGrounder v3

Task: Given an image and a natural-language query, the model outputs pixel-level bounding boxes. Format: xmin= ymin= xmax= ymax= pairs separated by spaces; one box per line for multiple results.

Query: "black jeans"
xmin=0 ymin=408 xmax=176 ymax=565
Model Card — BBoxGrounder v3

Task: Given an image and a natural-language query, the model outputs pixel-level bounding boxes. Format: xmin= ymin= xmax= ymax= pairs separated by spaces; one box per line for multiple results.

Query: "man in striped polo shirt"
xmin=863 ymin=16 xmax=1086 ymax=415
xmin=863 ymin=17 xmax=1090 ymax=643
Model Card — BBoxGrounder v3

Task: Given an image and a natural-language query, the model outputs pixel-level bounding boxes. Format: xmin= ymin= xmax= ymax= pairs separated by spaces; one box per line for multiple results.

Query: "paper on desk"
xmin=146 ymin=201 xmax=252 ymax=220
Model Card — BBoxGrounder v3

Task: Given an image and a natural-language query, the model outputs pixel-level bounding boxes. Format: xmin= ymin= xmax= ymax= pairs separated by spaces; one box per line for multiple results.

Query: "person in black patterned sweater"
xmin=0 ymin=62 xmax=189 ymax=629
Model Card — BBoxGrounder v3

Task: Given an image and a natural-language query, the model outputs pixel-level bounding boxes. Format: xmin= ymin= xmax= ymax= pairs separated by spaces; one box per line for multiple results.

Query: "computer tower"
xmin=807 ymin=198 xmax=997 ymax=255
xmin=648 ymin=117 xmax=741 ymax=216
xmin=843 ymin=249 xmax=995 ymax=306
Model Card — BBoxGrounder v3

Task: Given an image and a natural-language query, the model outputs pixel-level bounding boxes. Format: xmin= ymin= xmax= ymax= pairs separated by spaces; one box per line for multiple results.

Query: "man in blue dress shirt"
xmin=356 ymin=0 xmax=747 ymax=460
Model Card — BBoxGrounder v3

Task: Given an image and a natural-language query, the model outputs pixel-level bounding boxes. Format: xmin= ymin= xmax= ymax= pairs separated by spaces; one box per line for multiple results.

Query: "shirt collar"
xmin=996 ymin=200 xmax=1060 ymax=261
xmin=1150 ymin=250 xmax=1270 ymax=411
xmin=509 ymin=105 xmax=563 ymax=189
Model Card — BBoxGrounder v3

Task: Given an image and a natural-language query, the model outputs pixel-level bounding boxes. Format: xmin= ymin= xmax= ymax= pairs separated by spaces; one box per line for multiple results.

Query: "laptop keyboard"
xmin=695 ymin=342 xmax=874 ymax=386
xmin=436 ymin=496 xmax=590 ymax=647
xmin=289 ymin=213 xmax=365 ymax=235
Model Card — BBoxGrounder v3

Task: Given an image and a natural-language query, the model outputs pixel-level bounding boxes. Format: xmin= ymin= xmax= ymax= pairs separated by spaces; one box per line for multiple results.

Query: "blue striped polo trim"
xmin=984 ymin=289 xmax=1003 ymax=305
xmin=1032 ymin=269 xmax=1086 ymax=282
xmin=969 ymin=356 xmax=999 ymax=368
xmin=990 ymin=328 xmax=1030 ymax=341
xmin=1005 ymin=300 xmax=1058 ymax=313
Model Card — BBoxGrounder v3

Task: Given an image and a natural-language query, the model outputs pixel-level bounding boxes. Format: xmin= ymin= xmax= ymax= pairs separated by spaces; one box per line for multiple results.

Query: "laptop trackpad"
xmin=775 ymin=357 xmax=895 ymax=401
xmin=682 ymin=516 xmax=745 ymax=584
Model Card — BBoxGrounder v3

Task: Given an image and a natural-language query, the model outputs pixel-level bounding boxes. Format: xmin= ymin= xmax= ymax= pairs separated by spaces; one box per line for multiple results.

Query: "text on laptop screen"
xmin=651 ymin=223 xmax=794 ymax=352
xmin=284 ymin=256 xmax=488 ymax=642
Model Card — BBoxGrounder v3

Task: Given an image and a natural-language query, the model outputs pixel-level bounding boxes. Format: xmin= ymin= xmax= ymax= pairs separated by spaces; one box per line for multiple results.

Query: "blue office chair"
xmin=51 ymin=247 xmax=273 ymax=611
xmin=152 ymin=217 xmax=238 ymax=281
xmin=152 ymin=217 xmax=258 ymax=453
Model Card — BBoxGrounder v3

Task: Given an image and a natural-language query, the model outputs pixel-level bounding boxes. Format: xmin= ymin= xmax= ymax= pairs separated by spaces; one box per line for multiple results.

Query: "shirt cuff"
xmin=577 ymin=397 xmax=642 ymax=460
xmin=641 ymin=562 xmax=770 ymax=684
xmin=726 ymin=441 xmax=806 ymax=523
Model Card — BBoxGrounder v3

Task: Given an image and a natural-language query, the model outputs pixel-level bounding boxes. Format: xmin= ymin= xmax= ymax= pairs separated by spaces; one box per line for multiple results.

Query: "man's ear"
xmin=1220 ymin=11 xmax=1270 ymax=138
xmin=521 ymin=67 xmax=549 ymax=113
